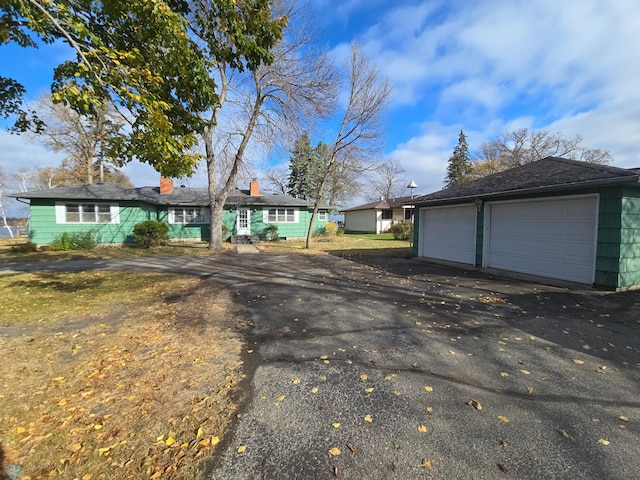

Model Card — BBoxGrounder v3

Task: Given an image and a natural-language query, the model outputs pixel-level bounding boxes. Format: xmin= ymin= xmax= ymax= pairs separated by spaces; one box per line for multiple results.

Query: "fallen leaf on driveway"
xmin=519 ymin=369 xmax=530 ymax=375
xmin=364 ymin=414 xmax=373 ymax=423
xmin=360 ymin=374 xmax=368 ymax=381
xmin=418 ymin=425 xmax=427 ymax=433
xmin=466 ymin=399 xmax=482 ymax=410
xmin=424 ymin=386 xmax=433 ymax=392
xmin=329 ymin=447 xmax=341 ymax=456
xmin=572 ymin=359 xmax=585 ymax=365
xmin=292 ymin=378 xmax=301 ymax=384
xmin=421 ymin=458 xmax=434 ymax=470
xmin=527 ymin=386 xmax=534 ymax=394
xmin=364 ymin=387 xmax=374 ymax=393
xmin=347 ymin=444 xmax=356 ymax=454
xmin=311 ymin=387 xmax=319 ymax=394
xmin=497 ymin=463 xmax=509 ymax=474
xmin=332 ymin=423 xmax=341 ymax=428
xmin=498 ymin=416 xmax=510 ymax=423
xmin=426 ymin=407 xmax=433 ymax=414
xmin=237 ymin=445 xmax=247 ymax=453
xmin=500 ymin=372 xmax=509 ymax=378
xmin=558 ymin=429 xmax=574 ymax=440
xmin=619 ymin=415 xmax=629 ymax=422
xmin=598 ymin=439 xmax=610 ymax=445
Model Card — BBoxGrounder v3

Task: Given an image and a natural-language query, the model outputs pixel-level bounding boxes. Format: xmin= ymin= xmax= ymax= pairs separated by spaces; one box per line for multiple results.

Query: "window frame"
xmin=168 ymin=207 xmax=209 ymax=224
xmin=263 ymin=207 xmax=299 ymax=224
xmin=56 ymin=202 xmax=119 ymax=224
xmin=381 ymin=209 xmax=393 ymax=220
xmin=318 ymin=210 xmax=328 ymax=222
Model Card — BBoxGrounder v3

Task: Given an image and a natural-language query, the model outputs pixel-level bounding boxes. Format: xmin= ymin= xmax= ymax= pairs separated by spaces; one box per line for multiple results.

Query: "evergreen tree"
xmin=287 ymin=133 xmax=327 ymax=200
xmin=445 ymin=130 xmax=472 ymax=188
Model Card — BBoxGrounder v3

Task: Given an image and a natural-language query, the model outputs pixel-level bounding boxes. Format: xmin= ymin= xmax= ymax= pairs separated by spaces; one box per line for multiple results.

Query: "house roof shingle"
xmin=8 ymin=183 xmax=319 ymax=208
xmin=343 ymin=195 xmax=418 ymax=212
xmin=413 ymin=157 xmax=640 ymax=206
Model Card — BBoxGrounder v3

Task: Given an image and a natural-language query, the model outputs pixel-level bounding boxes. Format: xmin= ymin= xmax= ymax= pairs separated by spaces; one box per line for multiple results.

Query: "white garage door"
xmin=419 ymin=205 xmax=477 ymax=264
xmin=485 ymin=195 xmax=598 ymax=284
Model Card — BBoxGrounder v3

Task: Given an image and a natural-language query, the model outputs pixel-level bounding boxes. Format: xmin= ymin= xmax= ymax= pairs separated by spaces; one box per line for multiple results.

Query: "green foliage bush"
xmin=262 ymin=224 xmax=279 ymax=241
xmin=323 ymin=221 xmax=338 ymax=237
xmin=389 ymin=221 xmax=412 ymax=240
xmin=133 ymin=220 xmax=169 ymax=248
xmin=51 ymin=231 xmax=99 ymax=251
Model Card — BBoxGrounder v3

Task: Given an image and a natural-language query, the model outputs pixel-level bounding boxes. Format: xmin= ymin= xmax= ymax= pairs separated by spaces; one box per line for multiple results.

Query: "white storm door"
xmin=237 ymin=208 xmax=250 ymax=235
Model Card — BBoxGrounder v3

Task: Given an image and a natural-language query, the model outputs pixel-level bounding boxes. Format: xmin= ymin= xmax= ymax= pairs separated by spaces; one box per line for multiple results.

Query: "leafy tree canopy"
xmin=1 ymin=0 xmax=285 ymax=178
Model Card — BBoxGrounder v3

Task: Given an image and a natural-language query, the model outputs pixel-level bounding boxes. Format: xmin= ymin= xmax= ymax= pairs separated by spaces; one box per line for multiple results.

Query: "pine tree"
xmin=445 ymin=130 xmax=472 ymax=188
xmin=287 ymin=133 xmax=327 ymax=200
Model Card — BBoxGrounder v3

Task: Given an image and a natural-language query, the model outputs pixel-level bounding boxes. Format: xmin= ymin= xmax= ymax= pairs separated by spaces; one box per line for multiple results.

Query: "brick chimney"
xmin=249 ymin=179 xmax=261 ymax=196
xmin=160 ymin=177 xmax=174 ymax=195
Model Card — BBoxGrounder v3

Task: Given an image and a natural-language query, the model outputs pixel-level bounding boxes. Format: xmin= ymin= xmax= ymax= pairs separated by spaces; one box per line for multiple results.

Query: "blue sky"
xmin=2 ymin=0 xmax=640 ymax=213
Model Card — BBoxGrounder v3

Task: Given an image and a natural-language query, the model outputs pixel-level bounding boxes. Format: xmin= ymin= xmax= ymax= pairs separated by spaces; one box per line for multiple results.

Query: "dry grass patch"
xmin=0 ymin=271 xmax=248 ymax=479
xmin=0 ymin=238 xmax=234 ymax=264
xmin=258 ymin=234 xmax=411 ymax=258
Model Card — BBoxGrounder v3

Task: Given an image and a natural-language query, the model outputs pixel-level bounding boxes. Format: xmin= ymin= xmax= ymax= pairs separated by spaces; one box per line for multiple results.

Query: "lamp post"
xmin=407 ymin=180 xmax=417 ymax=199
xmin=406 ymin=181 xmax=418 ymax=251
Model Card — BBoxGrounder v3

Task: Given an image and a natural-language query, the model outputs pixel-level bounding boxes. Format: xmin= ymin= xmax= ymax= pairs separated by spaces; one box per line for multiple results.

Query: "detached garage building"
xmin=411 ymin=157 xmax=640 ymax=290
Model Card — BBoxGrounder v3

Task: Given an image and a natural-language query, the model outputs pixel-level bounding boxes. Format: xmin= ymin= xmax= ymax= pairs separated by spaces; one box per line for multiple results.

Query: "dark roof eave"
xmin=413 ymin=176 xmax=640 ymax=206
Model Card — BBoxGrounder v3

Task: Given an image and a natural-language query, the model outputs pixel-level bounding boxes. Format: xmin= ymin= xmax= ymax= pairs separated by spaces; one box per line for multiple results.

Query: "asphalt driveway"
xmin=3 ymin=253 xmax=639 ymax=479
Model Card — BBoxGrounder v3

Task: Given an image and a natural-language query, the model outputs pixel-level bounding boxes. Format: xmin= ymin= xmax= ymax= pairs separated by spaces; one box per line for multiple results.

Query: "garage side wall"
xmin=594 ymin=188 xmax=623 ymax=288
xmin=618 ymin=187 xmax=640 ymax=288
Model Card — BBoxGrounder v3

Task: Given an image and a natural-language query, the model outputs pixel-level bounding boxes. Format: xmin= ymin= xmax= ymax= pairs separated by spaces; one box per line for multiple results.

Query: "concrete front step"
xmin=230 ymin=235 xmax=260 ymax=245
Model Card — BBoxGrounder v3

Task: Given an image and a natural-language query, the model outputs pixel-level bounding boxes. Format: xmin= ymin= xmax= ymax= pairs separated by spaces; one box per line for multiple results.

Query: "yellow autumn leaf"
xmin=360 ymin=374 xmax=368 ymax=381
xmin=320 ymin=375 xmax=327 ymax=381
xmin=598 ymin=439 xmax=610 ymax=445
xmin=198 ymin=437 xmax=211 ymax=447
xmin=498 ymin=416 xmax=510 ymax=423
xmin=421 ymin=458 xmax=434 ymax=470
xmin=520 ymin=369 xmax=530 ymax=375
xmin=332 ymin=423 xmax=341 ymax=428
xmin=500 ymin=372 xmax=509 ymax=377
xmin=329 ymin=447 xmax=341 ymax=456
xmin=54 ymin=376 xmax=65 ymax=382
xmin=572 ymin=359 xmax=585 ymax=365
xmin=311 ymin=387 xmax=319 ymax=394
xmin=93 ymin=424 xmax=103 ymax=430
xmin=426 ymin=406 xmax=433 ymax=414
xmin=448 ymin=350 xmax=455 ymax=355
xmin=17 ymin=426 xmax=26 ymax=434
xmin=320 ymin=355 xmax=328 ymax=360
xmin=165 ymin=437 xmax=175 ymax=446
xmin=418 ymin=425 xmax=427 ymax=433
xmin=237 ymin=445 xmax=247 ymax=453
xmin=619 ymin=415 xmax=629 ymax=422
xmin=466 ymin=399 xmax=482 ymax=410
xmin=292 ymin=378 xmax=301 ymax=384
xmin=211 ymin=436 xmax=220 ymax=446
xmin=384 ymin=375 xmax=393 ymax=380
xmin=364 ymin=414 xmax=373 ymax=423
xmin=196 ymin=427 xmax=204 ymax=438
xmin=156 ymin=435 xmax=164 ymax=442
xmin=277 ymin=395 xmax=285 ymax=402
xmin=425 ymin=386 xmax=433 ymax=392
xmin=364 ymin=387 xmax=374 ymax=393
xmin=393 ymin=391 xmax=401 ymax=396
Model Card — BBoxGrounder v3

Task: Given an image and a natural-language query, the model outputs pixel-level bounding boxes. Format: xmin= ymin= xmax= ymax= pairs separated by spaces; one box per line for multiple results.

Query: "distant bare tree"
xmin=32 ymin=97 xmax=126 ymax=184
xmin=471 ymin=128 xmax=613 ymax=179
xmin=0 ymin=166 xmax=14 ymax=237
xmin=366 ymin=158 xmax=406 ymax=201
xmin=264 ymin=164 xmax=289 ymax=194
xmin=305 ymin=42 xmax=392 ymax=248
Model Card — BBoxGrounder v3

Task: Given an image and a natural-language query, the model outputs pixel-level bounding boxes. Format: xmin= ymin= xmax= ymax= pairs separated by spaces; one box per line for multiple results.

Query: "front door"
xmin=237 ymin=208 xmax=250 ymax=235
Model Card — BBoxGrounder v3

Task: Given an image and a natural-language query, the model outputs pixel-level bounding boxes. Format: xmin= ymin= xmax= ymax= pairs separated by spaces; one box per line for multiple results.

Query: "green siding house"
xmin=10 ymin=179 xmax=329 ymax=245
xmin=410 ymin=157 xmax=640 ymax=291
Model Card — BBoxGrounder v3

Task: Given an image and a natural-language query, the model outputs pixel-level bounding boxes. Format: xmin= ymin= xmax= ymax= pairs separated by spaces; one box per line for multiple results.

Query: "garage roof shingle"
xmin=413 ymin=157 xmax=640 ymax=205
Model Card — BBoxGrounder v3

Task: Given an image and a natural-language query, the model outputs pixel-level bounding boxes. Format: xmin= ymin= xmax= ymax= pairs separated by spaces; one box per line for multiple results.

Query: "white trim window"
xmin=263 ymin=208 xmax=299 ymax=223
xmin=169 ymin=207 xmax=209 ymax=224
xmin=55 ymin=202 xmax=119 ymax=224
xmin=318 ymin=210 xmax=328 ymax=221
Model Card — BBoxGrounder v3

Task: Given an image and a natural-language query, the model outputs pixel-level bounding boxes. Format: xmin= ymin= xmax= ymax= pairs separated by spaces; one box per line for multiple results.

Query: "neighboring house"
xmin=343 ymin=195 xmax=417 ymax=234
xmin=411 ymin=157 xmax=640 ymax=290
xmin=9 ymin=179 xmax=329 ymax=245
